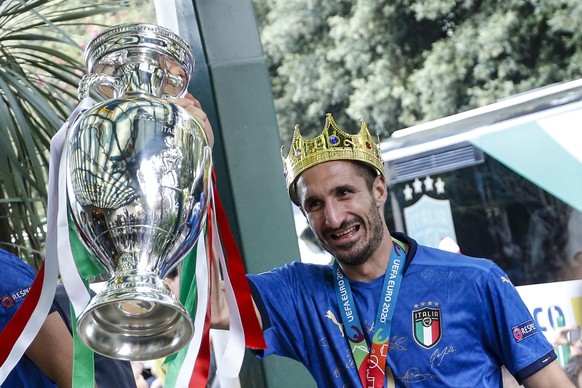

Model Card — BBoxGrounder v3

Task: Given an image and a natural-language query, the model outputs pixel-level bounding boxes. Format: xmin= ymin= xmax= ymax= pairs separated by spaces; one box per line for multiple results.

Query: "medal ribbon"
xmin=333 ymin=239 xmax=406 ymax=388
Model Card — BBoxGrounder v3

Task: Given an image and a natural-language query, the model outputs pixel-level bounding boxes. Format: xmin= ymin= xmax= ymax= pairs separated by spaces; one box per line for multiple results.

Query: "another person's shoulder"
xmin=0 ymin=247 xmax=34 ymax=270
xmin=0 ymin=248 xmax=36 ymax=289
xmin=0 ymin=248 xmax=37 ymax=327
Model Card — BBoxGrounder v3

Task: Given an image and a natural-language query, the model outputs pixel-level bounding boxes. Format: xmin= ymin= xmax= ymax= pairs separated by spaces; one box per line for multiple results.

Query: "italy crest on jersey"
xmin=412 ymin=306 xmax=442 ymax=349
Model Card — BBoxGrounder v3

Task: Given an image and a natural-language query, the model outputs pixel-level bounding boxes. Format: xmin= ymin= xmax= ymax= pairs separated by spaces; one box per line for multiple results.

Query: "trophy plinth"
xmin=67 ymin=23 xmax=211 ymax=360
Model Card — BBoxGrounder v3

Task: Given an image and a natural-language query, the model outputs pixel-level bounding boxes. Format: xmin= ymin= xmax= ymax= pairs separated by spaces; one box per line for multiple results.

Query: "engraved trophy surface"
xmin=67 ymin=23 xmax=212 ymax=360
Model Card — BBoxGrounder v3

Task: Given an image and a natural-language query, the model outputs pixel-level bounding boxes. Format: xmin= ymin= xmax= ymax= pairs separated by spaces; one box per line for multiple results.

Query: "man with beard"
xmin=178 ymin=96 xmax=573 ymax=387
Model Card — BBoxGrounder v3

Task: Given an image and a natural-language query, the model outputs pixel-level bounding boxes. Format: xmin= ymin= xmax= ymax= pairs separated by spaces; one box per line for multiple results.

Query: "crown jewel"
xmin=281 ymin=113 xmax=384 ymax=203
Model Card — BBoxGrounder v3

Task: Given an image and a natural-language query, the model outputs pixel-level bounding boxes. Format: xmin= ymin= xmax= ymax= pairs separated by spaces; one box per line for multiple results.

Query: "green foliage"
xmin=0 ymin=0 xmax=155 ymax=268
xmin=253 ymin=0 xmax=582 ymax=141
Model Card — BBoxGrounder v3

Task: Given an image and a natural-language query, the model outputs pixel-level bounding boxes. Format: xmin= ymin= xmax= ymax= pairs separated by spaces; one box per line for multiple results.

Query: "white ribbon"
xmin=47 ymin=97 xmax=93 ymax=316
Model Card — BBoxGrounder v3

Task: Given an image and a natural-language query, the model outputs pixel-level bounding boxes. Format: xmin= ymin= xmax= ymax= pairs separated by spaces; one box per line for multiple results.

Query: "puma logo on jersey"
xmin=325 ymin=310 xmax=345 ymax=337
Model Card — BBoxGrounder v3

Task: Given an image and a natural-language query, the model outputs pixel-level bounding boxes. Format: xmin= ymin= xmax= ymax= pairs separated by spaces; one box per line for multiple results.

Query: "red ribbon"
xmin=212 ymin=172 xmax=266 ymax=350
xmin=0 ymin=263 xmax=45 ymax=364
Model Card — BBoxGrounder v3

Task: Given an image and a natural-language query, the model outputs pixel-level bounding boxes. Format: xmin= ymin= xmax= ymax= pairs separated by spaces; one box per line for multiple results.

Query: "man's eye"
xmin=306 ymin=201 xmax=321 ymax=211
xmin=339 ymin=189 xmax=351 ymax=198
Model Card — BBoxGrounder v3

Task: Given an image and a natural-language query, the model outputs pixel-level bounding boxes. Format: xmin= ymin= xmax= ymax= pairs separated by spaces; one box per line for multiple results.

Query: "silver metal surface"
xmin=67 ymin=23 xmax=211 ymax=360
xmin=81 ymin=23 xmax=193 ymax=100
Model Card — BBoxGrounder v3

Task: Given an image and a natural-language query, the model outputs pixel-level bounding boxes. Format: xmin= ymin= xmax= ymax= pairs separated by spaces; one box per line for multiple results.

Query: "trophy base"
xmin=77 ymin=271 xmax=193 ymax=361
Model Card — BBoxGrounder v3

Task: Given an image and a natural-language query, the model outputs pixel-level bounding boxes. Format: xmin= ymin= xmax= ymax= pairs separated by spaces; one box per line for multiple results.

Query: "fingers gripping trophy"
xmin=66 ymin=24 xmax=212 ymax=361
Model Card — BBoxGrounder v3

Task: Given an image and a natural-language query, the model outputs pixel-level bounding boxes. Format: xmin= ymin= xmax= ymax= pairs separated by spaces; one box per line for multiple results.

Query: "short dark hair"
xmin=352 ymin=161 xmax=379 ymax=192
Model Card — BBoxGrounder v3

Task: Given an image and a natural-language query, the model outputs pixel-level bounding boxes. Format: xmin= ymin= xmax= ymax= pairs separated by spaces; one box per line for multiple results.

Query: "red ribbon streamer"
xmin=0 ymin=263 xmax=45 ymax=364
xmin=212 ymin=172 xmax=266 ymax=350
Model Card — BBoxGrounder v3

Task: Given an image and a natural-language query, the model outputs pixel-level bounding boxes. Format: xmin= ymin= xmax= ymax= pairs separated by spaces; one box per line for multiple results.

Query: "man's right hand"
xmin=173 ymin=94 xmax=214 ymax=148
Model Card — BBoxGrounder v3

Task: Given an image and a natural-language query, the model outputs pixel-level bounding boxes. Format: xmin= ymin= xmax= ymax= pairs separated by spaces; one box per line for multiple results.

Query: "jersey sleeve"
xmin=0 ymin=250 xmax=38 ymax=330
xmin=247 ymin=263 xmax=310 ymax=362
xmin=481 ymin=264 xmax=556 ymax=383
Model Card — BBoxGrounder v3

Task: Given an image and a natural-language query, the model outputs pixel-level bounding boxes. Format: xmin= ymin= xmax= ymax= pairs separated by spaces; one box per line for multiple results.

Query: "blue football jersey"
xmin=248 ymin=233 xmax=555 ymax=387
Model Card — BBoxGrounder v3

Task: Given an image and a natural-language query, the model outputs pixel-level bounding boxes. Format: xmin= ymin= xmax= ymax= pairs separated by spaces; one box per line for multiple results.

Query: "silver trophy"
xmin=66 ymin=23 xmax=212 ymax=360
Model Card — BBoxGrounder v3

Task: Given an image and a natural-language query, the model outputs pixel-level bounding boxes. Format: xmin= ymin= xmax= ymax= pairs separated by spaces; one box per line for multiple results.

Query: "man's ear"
xmin=373 ymin=175 xmax=388 ymax=206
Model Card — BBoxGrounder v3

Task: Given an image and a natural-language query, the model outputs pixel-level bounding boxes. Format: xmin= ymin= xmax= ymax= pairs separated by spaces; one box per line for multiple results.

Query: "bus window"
xmin=381 ymin=79 xmax=582 ymax=287
xmin=385 ymin=148 xmax=580 ymax=286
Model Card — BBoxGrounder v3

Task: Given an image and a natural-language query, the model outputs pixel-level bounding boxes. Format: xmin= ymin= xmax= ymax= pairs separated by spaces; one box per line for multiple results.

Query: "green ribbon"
xmin=164 ymin=238 xmax=200 ymax=386
xmin=67 ymin=216 xmax=101 ymax=388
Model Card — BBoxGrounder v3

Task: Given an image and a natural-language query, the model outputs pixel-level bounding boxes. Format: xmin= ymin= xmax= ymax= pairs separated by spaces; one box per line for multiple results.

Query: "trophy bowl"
xmin=66 ymin=23 xmax=212 ymax=360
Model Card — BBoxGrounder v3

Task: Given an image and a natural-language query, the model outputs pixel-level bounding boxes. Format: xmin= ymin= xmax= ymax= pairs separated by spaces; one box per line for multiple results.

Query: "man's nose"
xmin=324 ymin=203 xmax=344 ymax=228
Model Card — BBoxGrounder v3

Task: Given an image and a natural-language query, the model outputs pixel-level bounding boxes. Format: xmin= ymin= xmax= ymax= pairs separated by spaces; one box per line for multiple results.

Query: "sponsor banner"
xmin=515 ymin=279 xmax=582 ymax=341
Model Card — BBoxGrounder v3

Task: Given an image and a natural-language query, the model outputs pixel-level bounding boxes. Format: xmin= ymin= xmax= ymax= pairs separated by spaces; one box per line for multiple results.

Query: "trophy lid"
xmin=83 ymin=23 xmax=194 ymax=99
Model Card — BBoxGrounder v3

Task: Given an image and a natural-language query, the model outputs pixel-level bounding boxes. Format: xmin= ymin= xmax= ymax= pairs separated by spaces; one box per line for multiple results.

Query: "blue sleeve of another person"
xmin=0 ymin=249 xmax=37 ymax=328
xmin=0 ymin=248 xmax=57 ymax=388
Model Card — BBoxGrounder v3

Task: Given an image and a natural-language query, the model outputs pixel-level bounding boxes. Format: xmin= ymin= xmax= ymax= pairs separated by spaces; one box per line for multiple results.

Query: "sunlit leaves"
xmin=254 ymin=0 xmax=582 ymax=140
xmin=0 ymin=0 xmax=155 ymax=266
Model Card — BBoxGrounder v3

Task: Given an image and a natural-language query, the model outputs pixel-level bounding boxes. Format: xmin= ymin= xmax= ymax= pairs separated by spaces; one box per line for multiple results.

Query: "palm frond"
xmin=0 ymin=0 xmax=155 ymax=267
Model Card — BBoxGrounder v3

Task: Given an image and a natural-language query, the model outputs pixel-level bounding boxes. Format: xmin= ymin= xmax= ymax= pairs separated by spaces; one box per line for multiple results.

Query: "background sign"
xmin=404 ymin=195 xmax=457 ymax=248
xmin=515 ymin=279 xmax=582 ymax=340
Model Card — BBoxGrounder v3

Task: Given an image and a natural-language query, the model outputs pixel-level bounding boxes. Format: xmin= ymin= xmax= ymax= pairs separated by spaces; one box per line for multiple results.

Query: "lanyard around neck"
xmin=333 ymin=238 xmax=406 ymax=388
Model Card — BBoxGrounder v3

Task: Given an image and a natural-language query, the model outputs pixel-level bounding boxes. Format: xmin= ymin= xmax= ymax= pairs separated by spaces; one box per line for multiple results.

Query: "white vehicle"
xmin=380 ymin=80 xmax=582 ymax=366
xmin=381 ymin=78 xmax=582 ymax=286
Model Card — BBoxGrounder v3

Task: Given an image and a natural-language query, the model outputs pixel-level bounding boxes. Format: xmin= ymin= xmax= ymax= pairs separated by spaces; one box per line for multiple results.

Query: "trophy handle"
xmin=78 ymin=73 xmax=125 ymax=99
xmin=167 ymin=73 xmax=184 ymax=90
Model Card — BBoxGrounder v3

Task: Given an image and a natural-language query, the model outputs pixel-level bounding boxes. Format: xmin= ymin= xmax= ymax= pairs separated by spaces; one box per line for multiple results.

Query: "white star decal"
xmin=412 ymin=178 xmax=423 ymax=194
xmin=403 ymin=184 xmax=413 ymax=201
xmin=424 ymin=176 xmax=434 ymax=191
xmin=435 ymin=177 xmax=446 ymax=194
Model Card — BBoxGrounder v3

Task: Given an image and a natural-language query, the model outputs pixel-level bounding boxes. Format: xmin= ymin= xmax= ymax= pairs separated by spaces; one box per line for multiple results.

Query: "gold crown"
xmin=281 ymin=113 xmax=384 ymax=204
